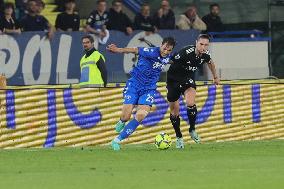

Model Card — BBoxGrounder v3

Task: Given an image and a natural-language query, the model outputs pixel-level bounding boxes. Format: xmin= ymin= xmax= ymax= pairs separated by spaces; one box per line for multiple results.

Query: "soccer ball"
xmin=155 ymin=133 xmax=172 ymax=150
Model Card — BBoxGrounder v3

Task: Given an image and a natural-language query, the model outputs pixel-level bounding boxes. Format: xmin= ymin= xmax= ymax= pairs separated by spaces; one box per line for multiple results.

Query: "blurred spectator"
xmin=86 ymin=0 xmax=108 ymax=35
xmin=0 ymin=3 xmax=21 ymax=34
xmin=202 ymin=3 xmax=224 ymax=32
xmin=15 ymin=0 xmax=28 ymax=19
xmin=153 ymin=0 xmax=175 ymax=29
xmin=134 ymin=3 xmax=156 ymax=33
xmin=107 ymin=0 xmax=133 ymax=35
xmin=20 ymin=0 xmax=54 ymax=39
xmin=55 ymin=0 xmax=80 ymax=31
xmin=177 ymin=5 xmax=206 ymax=31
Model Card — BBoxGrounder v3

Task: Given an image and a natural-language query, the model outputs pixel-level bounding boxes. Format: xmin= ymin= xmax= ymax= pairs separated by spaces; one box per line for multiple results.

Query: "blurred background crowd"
xmin=0 ymin=0 xmax=284 ymax=78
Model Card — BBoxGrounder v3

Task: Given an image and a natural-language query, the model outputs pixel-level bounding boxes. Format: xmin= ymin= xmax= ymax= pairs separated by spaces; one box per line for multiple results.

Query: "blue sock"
xmin=117 ymin=119 xmax=140 ymax=141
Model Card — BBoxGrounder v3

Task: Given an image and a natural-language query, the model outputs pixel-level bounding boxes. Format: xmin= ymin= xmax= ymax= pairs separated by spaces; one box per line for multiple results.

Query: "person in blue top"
xmin=107 ymin=37 xmax=176 ymax=150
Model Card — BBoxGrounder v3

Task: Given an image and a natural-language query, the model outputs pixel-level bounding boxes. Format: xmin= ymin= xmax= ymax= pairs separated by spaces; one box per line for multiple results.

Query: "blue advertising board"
xmin=0 ymin=30 xmax=199 ymax=85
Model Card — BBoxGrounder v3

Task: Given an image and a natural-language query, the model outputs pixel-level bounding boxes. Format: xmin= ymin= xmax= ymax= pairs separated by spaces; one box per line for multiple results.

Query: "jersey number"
xmin=146 ymin=94 xmax=154 ymax=103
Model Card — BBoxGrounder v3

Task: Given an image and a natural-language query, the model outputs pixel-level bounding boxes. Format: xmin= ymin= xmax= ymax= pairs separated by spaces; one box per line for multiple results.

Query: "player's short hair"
xmin=141 ymin=3 xmax=150 ymax=7
xmin=162 ymin=37 xmax=176 ymax=48
xmin=141 ymin=3 xmax=150 ymax=9
xmin=187 ymin=3 xmax=197 ymax=9
xmin=97 ymin=0 xmax=106 ymax=5
xmin=197 ymin=34 xmax=211 ymax=42
xmin=210 ymin=3 xmax=220 ymax=10
xmin=28 ymin=0 xmax=37 ymax=4
xmin=112 ymin=0 xmax=122 ymax=6
xmin=81 ymin=35 xmax=94 ymax=43
xmin=4 ymin=2 xmax=14 ymax=10
xmin=65 ymin=0 xmax=76 ymax=4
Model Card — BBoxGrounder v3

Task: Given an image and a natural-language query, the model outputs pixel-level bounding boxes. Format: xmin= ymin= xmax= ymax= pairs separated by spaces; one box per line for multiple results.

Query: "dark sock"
xmin=170 ymin=114 xmax=182 ymax=138
xmin=187 ymin=105 xmax=197 ymax=132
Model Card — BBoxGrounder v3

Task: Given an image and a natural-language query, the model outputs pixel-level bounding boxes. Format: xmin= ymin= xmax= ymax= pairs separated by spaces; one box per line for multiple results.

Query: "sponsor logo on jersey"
xmin=186 ymin=65 xmax=198 ymax=71
xmin=175 ymin=54 xmax=180 ymax=59
xmin=125 ymin=95 xmax=131 ymax=100
xmin=126 ymin=129 xmax=134 ymax=135
xmin=162 ymin=57 xmax=170 ymax=64
xmin=153 ymin=62 xmax=165 ymax=69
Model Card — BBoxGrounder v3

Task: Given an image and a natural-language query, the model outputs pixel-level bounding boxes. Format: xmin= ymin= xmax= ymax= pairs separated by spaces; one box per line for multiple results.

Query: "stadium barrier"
xmin=1 ymin=30 xmax=269 ymax=86
xmin=0 ymin=82 xmax=283 ymax=148
xmin=0 ymin=30 xmax=199 ymax=86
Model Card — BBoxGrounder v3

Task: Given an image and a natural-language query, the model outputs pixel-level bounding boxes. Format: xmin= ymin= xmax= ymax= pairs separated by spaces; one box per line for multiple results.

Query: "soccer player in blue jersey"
xmin=107 ymin=37 xmax=176 ymax=150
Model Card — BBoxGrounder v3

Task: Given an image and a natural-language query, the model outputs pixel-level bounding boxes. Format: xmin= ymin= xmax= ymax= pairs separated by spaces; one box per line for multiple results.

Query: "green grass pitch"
xmin=0 ymin=140 xmax=284 ymax=189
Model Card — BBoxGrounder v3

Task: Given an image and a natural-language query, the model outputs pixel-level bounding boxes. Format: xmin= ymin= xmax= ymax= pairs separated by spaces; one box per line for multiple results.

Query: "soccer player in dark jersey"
xmin=167 ymin=34 xmax=220 ymax=148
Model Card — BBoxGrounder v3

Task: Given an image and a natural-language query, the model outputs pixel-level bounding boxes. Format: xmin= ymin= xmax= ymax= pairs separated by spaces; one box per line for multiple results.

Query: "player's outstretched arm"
xmin=207 ymin=60 xmax=220 ymax=85
xmin=106 ymin=44 xmax=138 ymax=54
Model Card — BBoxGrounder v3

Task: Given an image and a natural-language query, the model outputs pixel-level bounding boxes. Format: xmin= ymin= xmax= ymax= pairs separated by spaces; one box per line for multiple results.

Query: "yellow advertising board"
xmin=0 ymin=83 xmax=284 ymax=148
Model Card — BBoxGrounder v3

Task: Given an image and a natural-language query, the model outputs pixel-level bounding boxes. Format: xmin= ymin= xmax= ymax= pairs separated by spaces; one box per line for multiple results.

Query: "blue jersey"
xmin=129 ymin=47 xmax=171 ymax=89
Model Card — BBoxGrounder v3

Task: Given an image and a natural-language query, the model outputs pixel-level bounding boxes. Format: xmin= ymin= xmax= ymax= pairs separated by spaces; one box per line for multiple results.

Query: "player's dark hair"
xmin=187 ymin=3 xmax=197 ymax=9
xmin=210 ymin=3 xmax=220 ymax=10
xmin=197 ymin=34 xmax=211 ymax=42
xmin=141 ymin=3 xmax=150 ymax=7
xmin=4 ymin=2 xmax=14 ymax=10
xmin=65 ymin=0 xmax=76 ymax=4
xmin=97 ymin=0 xmax=106 ymax=5
xmin=81 ymin=35 xmax=94 ymax=43
xmin=112 ymin=0 xmax=122 ymax=6
xmin=28 ymin=0 xmax=37 ymax=3
xmin=162 ymin=37 xmax=176 ymax=48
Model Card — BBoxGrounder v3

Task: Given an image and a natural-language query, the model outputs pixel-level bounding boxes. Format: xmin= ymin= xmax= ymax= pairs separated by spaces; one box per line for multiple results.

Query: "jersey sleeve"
xmin=86 ymin=12 xmax=95 ymax=26
xmin=138 ymin=47 xmax=156 ymax=58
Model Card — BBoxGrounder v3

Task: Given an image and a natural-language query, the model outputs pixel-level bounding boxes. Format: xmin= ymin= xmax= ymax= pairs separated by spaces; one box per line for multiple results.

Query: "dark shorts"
xmin=166 ymin=78 xmax=196 ymax=102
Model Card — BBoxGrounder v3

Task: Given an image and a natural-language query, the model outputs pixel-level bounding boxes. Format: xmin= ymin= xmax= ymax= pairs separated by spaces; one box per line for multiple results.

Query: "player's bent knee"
xmin=121 ymin=114 xmax=131 ymax=122
xmin=185 ymin=99 xmax=195 ymax=107
xmin=170 ymin=110 xmax=179 ymax=117
xmin=135 ymin=109 xmax=149 ymax=122
xmin=170 ymin=104 xmax=179 ymax=113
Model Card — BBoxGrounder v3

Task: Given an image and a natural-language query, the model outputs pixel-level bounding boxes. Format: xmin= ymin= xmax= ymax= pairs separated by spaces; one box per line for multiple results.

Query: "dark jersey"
xmin=167 ymin=45 xmax=211 ymax=83
xmin=0 ymin=17 xmax=20 ymax=30
xmin=86 ymin=10 xmax=108 ymax=30
xmin=55 ymin=12 xmax=80 ymax=31
xmin=20 ymin=14 xmax=49 ymax=31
